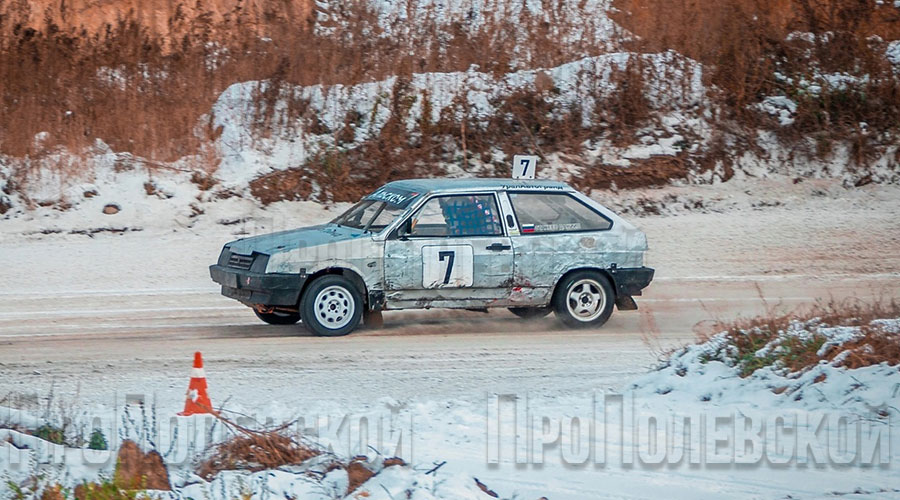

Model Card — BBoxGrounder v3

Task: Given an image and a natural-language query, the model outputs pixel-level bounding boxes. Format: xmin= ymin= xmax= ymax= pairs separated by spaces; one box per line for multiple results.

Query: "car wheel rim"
xmin=566 ymin=279 xmax=605 ymax=322
xmin=314 ymin=285 xmax=354 ymax=330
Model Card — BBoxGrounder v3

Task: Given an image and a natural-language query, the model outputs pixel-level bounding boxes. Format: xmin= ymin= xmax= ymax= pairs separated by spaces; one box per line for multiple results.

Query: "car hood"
xmin=225 ymin=224 xmax=370 ymax=256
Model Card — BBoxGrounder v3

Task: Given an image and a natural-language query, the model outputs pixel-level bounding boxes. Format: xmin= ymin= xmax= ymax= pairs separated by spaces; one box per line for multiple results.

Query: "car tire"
xmin=552 ymin=271 xmax=615 ymax=328
xmin=253 ymin=310 xmax=301 ymax=325
xmin=508 ymin=307 xmax=551 ymax=319
xmin=300 ymin=275 xmax=363 ymax=337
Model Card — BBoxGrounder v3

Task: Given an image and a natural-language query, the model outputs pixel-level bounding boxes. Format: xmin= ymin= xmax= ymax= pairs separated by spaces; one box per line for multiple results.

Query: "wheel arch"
xmin=550 ymin=267 xmax=617 ymax=303
xmin=299 ymin=267 xmax=369 ymax=309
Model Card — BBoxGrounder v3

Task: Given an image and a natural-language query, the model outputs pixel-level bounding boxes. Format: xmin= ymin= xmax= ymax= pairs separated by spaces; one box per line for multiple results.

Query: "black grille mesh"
xmin=227 ymin=253 xmax=253 ymax=270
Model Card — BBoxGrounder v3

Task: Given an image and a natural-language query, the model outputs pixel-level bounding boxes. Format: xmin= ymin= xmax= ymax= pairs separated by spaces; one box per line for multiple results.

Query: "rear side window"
xmin=509 ymin=193 xmax=612 ymax=234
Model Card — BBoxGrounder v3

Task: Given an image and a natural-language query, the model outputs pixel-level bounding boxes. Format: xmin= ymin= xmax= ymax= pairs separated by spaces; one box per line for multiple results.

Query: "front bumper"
xmin=611 ymin=266 xmax=655 ymax=296
xmin=209 ymin=265 xmax=304 ymax=307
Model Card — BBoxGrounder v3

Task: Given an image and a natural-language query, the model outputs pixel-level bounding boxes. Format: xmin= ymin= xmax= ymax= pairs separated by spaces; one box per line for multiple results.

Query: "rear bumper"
xmin=611 ymin=266 xmax=654 ymax=296
xmin=209 ymin=265 xmax=304 ymax=307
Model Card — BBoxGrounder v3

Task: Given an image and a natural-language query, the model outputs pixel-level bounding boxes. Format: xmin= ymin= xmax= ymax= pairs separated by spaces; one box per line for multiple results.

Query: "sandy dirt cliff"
xmin=2 ymin=0 xmax=314 ymax=39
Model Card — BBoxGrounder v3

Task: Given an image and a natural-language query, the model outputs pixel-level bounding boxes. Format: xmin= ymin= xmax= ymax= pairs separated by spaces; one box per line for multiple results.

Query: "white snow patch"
xmin=632 ymin=316 xmax=900 ymax=416
xmin=756 ymin=96 xmax=798 ymax=126
xmin=887 ymin=40 xmax=900 ymax=71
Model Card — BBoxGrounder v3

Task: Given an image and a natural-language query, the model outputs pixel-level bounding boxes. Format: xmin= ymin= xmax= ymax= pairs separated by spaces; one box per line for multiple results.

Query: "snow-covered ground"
xmin=2 ymin=315 xmax=899 ymax=499
xmin=1 ymin=176 xmax=899 ymax=499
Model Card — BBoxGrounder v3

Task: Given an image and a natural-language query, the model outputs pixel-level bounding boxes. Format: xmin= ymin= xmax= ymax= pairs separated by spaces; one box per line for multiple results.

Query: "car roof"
xmin=382 ymin=177 xmax=573 ymax=194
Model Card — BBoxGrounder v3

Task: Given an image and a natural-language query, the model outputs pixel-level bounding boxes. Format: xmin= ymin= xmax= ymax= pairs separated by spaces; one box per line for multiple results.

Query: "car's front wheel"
xmin=300 ymin=275 xmax=363 ymax=337
xmin=552 ymin=271 xmax=615 ymax=328
xmin=253 ymin=310 xmax=301 ymax=325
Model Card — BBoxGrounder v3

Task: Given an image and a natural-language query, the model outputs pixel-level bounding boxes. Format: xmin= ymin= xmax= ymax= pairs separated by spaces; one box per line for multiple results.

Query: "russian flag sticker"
xmin=521 ymin=224 xmax=535 ymax=233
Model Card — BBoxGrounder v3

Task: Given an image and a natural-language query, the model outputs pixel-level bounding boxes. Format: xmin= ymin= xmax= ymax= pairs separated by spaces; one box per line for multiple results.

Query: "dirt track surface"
xmin=1 ymin=194 xmax=899 ymax=409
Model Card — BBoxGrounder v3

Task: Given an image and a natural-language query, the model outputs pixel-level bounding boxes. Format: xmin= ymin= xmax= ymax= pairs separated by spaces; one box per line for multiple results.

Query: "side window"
xmin=508 ymin=193 xmax=612 ymax=233
xmin=409 ymin=194 xmax=503 ymax=237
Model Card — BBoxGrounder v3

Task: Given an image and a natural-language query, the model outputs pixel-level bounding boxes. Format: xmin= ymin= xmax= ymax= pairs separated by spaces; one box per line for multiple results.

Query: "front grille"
xmin=227 ymin=253 xmax=254 ymax=270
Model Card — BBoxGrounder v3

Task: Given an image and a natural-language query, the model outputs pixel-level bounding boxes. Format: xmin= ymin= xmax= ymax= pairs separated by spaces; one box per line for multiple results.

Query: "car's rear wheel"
xmin=508 ymin=307 xmax=551 ymax=319
xmin=253 ymin=310 xmax=301 ymax=325
xmin=552 ymin=271 xmax=615 ymax=328
xmin=300 ymin=275 xmax=363 ymax=337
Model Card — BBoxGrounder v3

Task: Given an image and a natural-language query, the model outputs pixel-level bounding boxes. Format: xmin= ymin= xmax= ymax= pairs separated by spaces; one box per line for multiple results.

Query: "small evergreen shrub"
xmin=88 ymin=429 xmax=108 ymax=451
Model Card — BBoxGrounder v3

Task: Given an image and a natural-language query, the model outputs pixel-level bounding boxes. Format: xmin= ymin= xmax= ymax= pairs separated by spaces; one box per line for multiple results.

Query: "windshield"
xmin=331 ymin=200 xmax=406 ymax=232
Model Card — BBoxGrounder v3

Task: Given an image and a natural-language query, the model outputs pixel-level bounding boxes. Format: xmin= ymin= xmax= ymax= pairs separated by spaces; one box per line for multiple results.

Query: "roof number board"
xmin=512 ymin=155 xmax=538 ymax=180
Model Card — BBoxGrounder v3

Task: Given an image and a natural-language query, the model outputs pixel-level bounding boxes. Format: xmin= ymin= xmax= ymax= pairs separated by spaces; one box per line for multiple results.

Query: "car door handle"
xmin=486 ymin=243 xmax=511 ymax=251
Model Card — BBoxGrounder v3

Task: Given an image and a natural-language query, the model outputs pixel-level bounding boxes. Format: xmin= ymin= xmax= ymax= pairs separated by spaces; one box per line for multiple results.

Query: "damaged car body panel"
xmin=505 ymin=189 xmax=650 ymax=306
xmin=210 ymin=178 xmax=654 ymax=335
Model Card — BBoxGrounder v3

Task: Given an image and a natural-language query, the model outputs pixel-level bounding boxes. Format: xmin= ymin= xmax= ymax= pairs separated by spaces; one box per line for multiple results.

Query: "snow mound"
xmin=0 ymin=405 xmax=515 ymax=500
xmin=631 ymin=317 xmax=900 ymax=417
xmin=168 ymin=461 xmax=491 ymax=500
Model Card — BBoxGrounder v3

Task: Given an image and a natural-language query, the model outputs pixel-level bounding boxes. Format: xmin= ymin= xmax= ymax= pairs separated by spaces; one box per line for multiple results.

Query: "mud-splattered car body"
xmin=210 ymin=178 xmax=654 ymax=335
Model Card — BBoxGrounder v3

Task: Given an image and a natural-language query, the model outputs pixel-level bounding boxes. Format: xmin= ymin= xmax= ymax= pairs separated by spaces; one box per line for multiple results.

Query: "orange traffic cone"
xmin=178 ymin=351 xmax=215 ymax=416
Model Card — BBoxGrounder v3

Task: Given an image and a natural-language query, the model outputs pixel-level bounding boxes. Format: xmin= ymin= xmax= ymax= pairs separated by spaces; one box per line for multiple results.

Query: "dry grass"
xmin=250 ymin=54 xmax=677 ymax=203
xmin=194 ymin=413 xmax=410 ymax=494
xmin=198 ymin=432 xmax=319 ymax=479
xmin=197 ymin=416 xmax=320 ymax=480
xmin=0 ymin=1 xmax=608 ymax=161
xmin=828 ymin=328 xmax=900 ymax=369
xmin=573 ymin=153 xmax=693 ymax=192
xmin=700 ymin=293 xmax=900 ymax=377
xmin=613 ymin=0 xmax=900 ymax=160
xmin=1 ymin=0 xmax=898 ymax=203
xmin=12 ymin=478 xmax=142 ymax=500
xmin=39 ymin=484 xmax=65 ymax=500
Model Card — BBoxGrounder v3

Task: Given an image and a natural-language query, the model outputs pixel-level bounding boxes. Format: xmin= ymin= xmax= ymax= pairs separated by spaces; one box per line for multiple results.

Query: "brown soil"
xmin=346 ymin=460 xmax=376 ymax=494
xmin=382 ymin=457 xmax=406 ymax=467
xmin=190 ymin=171 xmax=218 ymax=192
xmin=114 ymin=440 xmax=171 ymax=491
xmin=2 ymin=1 xmax=315 ymax=50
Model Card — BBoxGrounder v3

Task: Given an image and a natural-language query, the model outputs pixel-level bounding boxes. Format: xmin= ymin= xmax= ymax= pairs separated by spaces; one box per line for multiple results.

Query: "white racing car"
xmin=210 ymin=177 xmax=653 ymax=336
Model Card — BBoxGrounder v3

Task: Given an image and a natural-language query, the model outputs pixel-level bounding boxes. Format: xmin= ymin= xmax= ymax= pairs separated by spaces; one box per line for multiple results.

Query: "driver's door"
xmin=383 ymin=193 xmax=514 ymax=308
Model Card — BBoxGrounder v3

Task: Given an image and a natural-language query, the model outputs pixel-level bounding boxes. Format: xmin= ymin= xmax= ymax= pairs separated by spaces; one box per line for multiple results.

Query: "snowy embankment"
xmin=4 ymin=50 xmax=896 ymax=227
xmin=4 ymin=33 xmax=899 ymax=220
xmin=3 ymin=313 xmax=899 ymax=499
xmin=0 ymin=50 xmax=708 ymax=214
xmin=633 ymin=316 xmax=900 ymax=416
xmin=210 ymin=50 xmax=706 ymax=186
